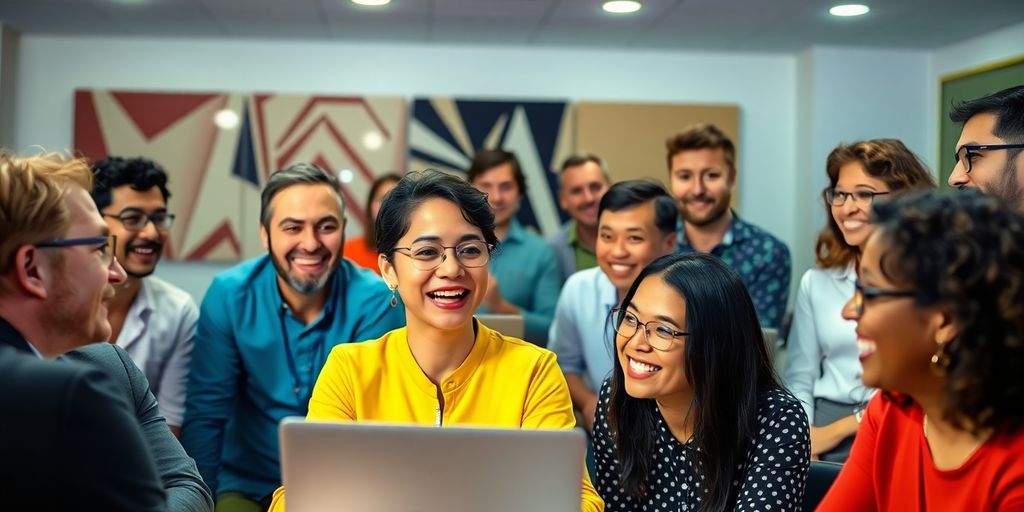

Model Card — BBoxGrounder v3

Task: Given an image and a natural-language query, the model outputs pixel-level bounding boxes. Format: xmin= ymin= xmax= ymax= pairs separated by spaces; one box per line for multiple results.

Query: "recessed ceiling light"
xmin=339 ymin=169 xmax=355 ymax=184
xmin=603 ymin=1 xmax=641 ymax=14
xmin=214 ymin=109 xmax=239 ymax=130
xmin=829 ymin=4 xmax=869 ymax=16
xmin=352 ymin=0 xmax=390 ymax=6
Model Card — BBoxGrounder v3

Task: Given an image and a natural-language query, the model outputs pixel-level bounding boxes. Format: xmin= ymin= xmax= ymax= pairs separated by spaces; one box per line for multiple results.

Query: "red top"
xmin=343 ymin=236 xmax=381 ymax=275
xmin=819 ymin=394 xmax=1024 ymax=511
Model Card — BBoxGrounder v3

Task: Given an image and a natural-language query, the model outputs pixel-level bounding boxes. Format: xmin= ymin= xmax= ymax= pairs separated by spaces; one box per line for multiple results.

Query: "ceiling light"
xmin=352 ymin=0 xmax=390 ymax=6
xmin=829 ymin=4 xmax=869 ymax=16
xmin=602 ymin=1 xmax=641 ymax=14
xmin=362 ymin=131 xmax=384 ymax=150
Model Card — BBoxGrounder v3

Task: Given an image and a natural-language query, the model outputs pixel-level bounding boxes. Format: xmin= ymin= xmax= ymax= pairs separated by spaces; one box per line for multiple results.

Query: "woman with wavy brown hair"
xmin=784 ymin=139 xmax=935 ymax=461
xmin=819 ymin=190 xmax=1024 ymax=510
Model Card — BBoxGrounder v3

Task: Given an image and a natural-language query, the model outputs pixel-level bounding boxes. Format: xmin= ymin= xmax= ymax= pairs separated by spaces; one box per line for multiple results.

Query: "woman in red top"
xmin=818 ymin=190 xmax=1024 ymax=511
xmin=344 ymin=173 xmax=402 ymax=274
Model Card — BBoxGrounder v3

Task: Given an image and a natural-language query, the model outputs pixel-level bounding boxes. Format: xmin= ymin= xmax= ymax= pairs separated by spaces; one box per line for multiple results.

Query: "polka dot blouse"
xmin=594 ymin=380 xmax=810 ymax=511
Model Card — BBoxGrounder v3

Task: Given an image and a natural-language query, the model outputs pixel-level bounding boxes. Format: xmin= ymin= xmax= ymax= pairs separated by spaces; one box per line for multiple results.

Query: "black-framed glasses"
xmin=36 ymin=234 xmax=118 ymax=267
xmin=852 ymin=279 xmax=915 ymax=316
xmin=392 ymin=240 xmax=493 ymax=271
xmin=823 ymin=188 xmax=890 ymax=207
xmin=610 ymin=307 xmax=688 ymax=352
xmin=955 ymin=144 xmax=1024 ymax=174
xmin=102 ymin=208 xmax=175 ymax=232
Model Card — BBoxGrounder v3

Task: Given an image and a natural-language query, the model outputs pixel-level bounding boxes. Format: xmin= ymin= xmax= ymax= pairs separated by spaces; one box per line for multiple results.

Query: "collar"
xmin=835 ymin=263 xmax=856 ymax=283
xmin=566 ymin=220 xmax=581 ymax=246
xmin=0 ymin=315 xmax=36 ymax=355
xmin=503 ymin=219 xmax=527 ymax=244
xmin=271 ymin=261 xmax=344 ymax=328
xmin=392 ymin=320 xmax=495 ymax=398
xmin=118 ymin=279 xmax=153 ymax=348
xmin=677 ymin=210 xmax=746 ymax=249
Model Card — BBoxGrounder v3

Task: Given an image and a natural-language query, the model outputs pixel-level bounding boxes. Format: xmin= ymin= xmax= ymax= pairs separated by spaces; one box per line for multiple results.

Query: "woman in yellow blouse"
xmin=269 ymin=170 xmax=603 ymax=512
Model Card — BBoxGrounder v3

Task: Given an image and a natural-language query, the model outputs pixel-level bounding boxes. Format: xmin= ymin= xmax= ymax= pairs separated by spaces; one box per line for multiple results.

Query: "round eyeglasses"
xmin=391 ymin=240 xmax=493 ymax=271
xmin=610 ymin=307 xmax=688 ymax=351
xmin=103 ymin=209 xmax=175 ymax=232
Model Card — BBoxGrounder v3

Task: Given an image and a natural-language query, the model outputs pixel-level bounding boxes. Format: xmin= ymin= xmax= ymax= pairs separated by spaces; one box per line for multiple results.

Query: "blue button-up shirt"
xmin=676 ymin=212 xmax=791 ymax=329
xmin=483 ymin=220 xmax=562 ymax=345
xmin=181 ymin=256 xmax=405 ymax=500
xmin=548 ymin=267 xmax=619 ymax=393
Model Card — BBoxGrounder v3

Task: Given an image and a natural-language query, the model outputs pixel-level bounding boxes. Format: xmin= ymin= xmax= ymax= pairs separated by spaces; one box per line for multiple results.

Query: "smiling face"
xmin=44 ymin=186 xmax=128 ymax=348
xmin=948 ymin=113 xmax=1024 ymax=208
xmin=842 ymin=230 xmax=947 ymax=392
xmin=559 ymin=161 xmax=609 ymax=229
xmin=379 ymin=198 xmax=489 ymax=333
xmin=471 ymin=163 xmax=521 ymax=230
xmin=596 ymin=201 xmax=676 ymax=297
xmin=101 ymin=185 xmax=168 ymax=278
xmin=669 ymin=148 xmax=734 ymax=227
xmin=616 ymin=273 xmax=690 ymax=404
xmin=260 ymin=183 xmax=345 ymax=295
xmin=831 ymin=161 xmax=891 ymax=248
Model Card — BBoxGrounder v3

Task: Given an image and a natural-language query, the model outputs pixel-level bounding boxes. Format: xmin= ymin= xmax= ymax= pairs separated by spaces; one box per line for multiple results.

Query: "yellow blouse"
xmin=269 ymin=320 xmax=604 ymax=511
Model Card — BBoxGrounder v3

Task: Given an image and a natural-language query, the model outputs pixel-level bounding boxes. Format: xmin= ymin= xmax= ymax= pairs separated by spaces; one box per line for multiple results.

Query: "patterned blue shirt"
xmin=676 ymin=212 xmax=791 ymax=329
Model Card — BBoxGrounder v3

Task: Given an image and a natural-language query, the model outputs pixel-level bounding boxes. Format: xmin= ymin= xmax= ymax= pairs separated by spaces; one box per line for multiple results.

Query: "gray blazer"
xmin=64 ymin=343 xmax=214 ymax=512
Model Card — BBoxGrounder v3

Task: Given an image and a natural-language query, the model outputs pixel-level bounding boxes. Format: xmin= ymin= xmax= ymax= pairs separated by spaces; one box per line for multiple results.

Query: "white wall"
xmin=13 ymin=34 xmax=944 ymax=306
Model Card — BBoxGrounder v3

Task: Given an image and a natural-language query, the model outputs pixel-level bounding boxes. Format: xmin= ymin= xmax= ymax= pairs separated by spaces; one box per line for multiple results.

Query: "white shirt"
xmin=784 ymin=265 xmax=872 ymax=424
xmin=115 ymin=275 xmax=198 ymax=427
xmin=548 ymin=267 xmax=619 ymax=393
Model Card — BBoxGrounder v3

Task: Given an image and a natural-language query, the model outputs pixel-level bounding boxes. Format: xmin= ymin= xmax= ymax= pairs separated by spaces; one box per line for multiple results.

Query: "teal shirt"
xmin=181 ymin=256 xmax=405 ymax=500
xmin=484 ymin=220 xmax=562 ymax=346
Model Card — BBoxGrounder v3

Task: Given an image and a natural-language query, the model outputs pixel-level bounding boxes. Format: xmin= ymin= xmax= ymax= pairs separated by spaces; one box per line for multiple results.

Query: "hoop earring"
xmin=930 ymin=342 xmax=950 ymax=375
xmin=388 ymin=285 xmax=398 ymax=308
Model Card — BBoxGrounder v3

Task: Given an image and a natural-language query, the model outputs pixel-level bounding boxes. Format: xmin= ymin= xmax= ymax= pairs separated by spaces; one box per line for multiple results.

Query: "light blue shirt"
xmin=485 ymin=220 xmax=562 ymax=345
xmin=181 ymin=256 xmax=405 ymax=500
xmin=783 ymin=266 xmax=872 ymax=423
xmin=548 ymin=267 xmax=619 ymax=393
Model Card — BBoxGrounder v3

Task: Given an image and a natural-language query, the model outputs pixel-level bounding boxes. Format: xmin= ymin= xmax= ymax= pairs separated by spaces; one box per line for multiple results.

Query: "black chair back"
xmin=803 ymin=460 xmax=843 ymax=512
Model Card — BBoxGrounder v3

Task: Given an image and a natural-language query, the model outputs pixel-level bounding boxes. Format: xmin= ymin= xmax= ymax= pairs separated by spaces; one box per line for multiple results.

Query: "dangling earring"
xmin=930 ymin=342 xmax=951 ymax=374
xmin=388 ymin=285 xmax=398 ymax=308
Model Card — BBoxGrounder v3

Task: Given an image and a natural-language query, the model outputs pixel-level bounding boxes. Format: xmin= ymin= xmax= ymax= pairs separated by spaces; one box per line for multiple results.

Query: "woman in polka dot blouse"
xmin=594 ymin=252 xmax=810 ymax=511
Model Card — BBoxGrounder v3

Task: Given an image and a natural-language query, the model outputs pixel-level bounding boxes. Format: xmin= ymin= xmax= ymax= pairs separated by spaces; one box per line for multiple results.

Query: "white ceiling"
xmin=1 ymin=0 xmax=1023 ymax=52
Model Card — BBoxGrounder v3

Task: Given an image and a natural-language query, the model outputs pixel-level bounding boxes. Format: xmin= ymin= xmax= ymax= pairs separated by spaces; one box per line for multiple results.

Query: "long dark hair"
xmin=608 ymin=253 xmax=782 ymax=511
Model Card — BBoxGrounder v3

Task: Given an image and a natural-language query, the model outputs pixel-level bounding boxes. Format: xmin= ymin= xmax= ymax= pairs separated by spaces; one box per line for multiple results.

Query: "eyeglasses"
xmin=102 ymin=208 xmax=175 ymax=232
xmin=610 ymin=307 xmax=688 ymax=352
xmin=852 ymin=279 xmax=915 ymax=316
xmin=823 ymin=188 xmax=890 ymax=207
xmin=955 ymin=144 xmax=1024 ymax=174
xmin=392 ymin=240 xmax=493 ymax=271
xmin=36 ymin=234 xmax=118 ymax=267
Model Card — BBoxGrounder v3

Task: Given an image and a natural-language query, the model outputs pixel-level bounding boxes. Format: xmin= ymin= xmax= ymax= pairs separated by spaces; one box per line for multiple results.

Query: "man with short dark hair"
xmin=0 ymin=150 xmax=166 ymax=511
xmin=948 ymin=85 xmax=1024 ymax=209
xmin=547 ymin=154 xmax=611 ymax=281
xmin=182 ymin=163 xmax=405 ymax=512
xmin=92 ymin=156 xmax=197 ymax=436
xmin=666 ymin=124 xmax=791 ymax=329
xmin=468 ymin=149 xmax=561 ymax=345
xmin=549 ymin=180 xmax=677 ymax=433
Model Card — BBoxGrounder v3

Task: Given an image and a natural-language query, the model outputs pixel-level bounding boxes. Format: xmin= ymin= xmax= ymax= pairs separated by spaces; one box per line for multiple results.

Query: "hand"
xmin=483 ymin=272 xmax=503 ymax=310
xmin=810 ymin=415 xmax=859 ymax=456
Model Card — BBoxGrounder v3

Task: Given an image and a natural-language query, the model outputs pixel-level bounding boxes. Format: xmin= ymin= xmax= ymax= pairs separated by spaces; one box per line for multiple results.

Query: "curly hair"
xmin=815 ymin=139 xmax=936 ymax=269
xmin=872 ymin=189 xmax=1024 ymax=434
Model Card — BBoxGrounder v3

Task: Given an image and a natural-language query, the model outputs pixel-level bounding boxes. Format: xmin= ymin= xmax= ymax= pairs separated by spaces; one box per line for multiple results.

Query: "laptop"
xmin=279 ymin=418 xmax=585 ymax=512
xmin=475 ymin=313 xmax=525 ymax=339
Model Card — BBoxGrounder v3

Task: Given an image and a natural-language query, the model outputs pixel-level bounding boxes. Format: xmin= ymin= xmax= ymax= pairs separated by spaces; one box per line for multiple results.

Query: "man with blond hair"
xmin=0 ymin=151 xmax=211 ymax=511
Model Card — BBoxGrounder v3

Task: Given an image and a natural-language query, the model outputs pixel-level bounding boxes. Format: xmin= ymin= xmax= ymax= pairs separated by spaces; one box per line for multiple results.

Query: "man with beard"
xmin=666 ymin=124 xmax=791 ymax=329
xmin=91 ymin=157 xmax=196 ymax=437
xmin=547 ymin=154 xmax=611 ymax=282
xmin=0 ymin=150 xmax=166 ymax=510
xmin=181 ymin=163 xmax=404 ymax=512
xmin=947 ymin=85 xmax=1024 ymax=207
